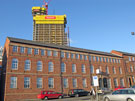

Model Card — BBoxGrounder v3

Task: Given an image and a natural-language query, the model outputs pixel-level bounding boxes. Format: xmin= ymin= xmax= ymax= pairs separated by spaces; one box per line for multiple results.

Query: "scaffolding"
xmin=32 ymin=7 xmax=68 ymax=46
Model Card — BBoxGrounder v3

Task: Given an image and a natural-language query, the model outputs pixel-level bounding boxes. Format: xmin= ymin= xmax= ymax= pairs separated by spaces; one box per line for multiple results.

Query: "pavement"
xmin=21 ymin=95 xmax=103 ymax=101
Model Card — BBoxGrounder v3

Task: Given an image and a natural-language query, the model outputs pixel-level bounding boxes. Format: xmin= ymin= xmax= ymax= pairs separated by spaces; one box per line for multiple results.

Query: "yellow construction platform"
xmin=33 ymin=15 xmax=66 ymax=24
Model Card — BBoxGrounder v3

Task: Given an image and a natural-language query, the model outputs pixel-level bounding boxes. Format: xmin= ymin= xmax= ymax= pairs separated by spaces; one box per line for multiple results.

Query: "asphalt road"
xmin=22 ymin=95 xmax=103 ymax=101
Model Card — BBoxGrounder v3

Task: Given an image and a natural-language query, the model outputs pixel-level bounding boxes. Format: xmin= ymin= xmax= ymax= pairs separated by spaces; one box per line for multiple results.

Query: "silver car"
xmin=103 ymin=88 xmax=135 ymax=101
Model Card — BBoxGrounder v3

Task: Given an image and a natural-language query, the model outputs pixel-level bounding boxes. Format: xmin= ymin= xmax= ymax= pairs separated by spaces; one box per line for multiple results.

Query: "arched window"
xmin=61 ymin=62 xmax=66 ymax=72
xmin=25 ymin=60 xmax=31 ymax=70
xmin=81 ymin=64 xmax=86 ymax=73
xmin=12 ymin=58 xmax=18 ymax=70
xmin=48 ymin=62 xmax=53 ymax=72
xmin=37 ymin=61 xmax=42 ymax=71
xmin=72 ymin=64 xmax=76 ymax=73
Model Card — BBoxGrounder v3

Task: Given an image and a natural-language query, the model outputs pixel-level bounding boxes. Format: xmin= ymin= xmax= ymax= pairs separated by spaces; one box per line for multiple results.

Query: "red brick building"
xmin=1 ymin=37 xmax=135 ymax=101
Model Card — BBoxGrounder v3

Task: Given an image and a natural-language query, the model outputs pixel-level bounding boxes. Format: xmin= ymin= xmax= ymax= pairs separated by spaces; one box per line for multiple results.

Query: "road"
xmin=22 ymin=95 xmax=103 ymax=101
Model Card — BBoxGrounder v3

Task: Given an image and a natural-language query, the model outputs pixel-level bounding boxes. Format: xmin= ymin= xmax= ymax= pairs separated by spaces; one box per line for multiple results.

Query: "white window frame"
xmin=53 ymin=50 xmax=58 ymax=57
xmin=24 ymin=77 xmax=30 ymax=88
xmin=37 ymin=61 xmax=42 ymax=71
xmin=27 ymin=48 xmax=32 ymax=54
xmin=48 ymin=62 xmax=54 ymax=72
xmin=34 ymin=48 xmax=39 ymax=55
xmin=10 ymin=77 xmax=17 ymax=88
xmin=48 ymin=78 xmax=54 ymax=88
xmin=63 ymin=78 xmax=68 ymax=88
xmin=20 ymin=46 xmax=25 ymax=53
xmin=13 ymin=46 xmax=18 ymax=52
xmin=72 ymin=64 xmax=76 ymax=73
xmin=25 ymin=60 xmax=31 ymax=71
xmin=37 ymin=78 xmax=43 ymax=88
xmin=12 ymin=58 xmax=18 ymax=70
xmin=61 ymin=62 xmax=66 ymax=72
xmin=82 ymin=78 xmax=87 ymax=88
xmin=72 ymin=78 xmax=77 ymax=88
xmin=81 ymin=64 xmax=86 ymax=73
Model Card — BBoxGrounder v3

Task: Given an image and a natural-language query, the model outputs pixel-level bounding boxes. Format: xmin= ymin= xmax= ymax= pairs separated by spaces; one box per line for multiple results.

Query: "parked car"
xmin=37 ymin=91 xmax=63 ymax=100
xmin=97 ymin=88 xmax=112 ymax=94
xmin=103 ymin=88 xmax=135 ymax=101
xmin=131 ymin=85 xmax=135 ymax=88
xmin=68 ymin=89 xmax=90 ymax=97
xmin=114 ymin=86 xmax=126 ymax=91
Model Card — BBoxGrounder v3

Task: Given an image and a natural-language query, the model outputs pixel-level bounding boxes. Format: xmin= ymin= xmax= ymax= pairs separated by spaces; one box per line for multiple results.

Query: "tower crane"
xmin=43 ymin=0 xmax=52 ymax=15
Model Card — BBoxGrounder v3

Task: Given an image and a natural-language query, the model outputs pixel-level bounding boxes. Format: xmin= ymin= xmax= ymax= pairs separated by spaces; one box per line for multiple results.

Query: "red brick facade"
xmin=1 ymin=37 xmax=135 ymax=101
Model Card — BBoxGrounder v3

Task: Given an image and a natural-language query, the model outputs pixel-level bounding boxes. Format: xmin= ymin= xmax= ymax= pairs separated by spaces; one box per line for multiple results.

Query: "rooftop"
xmin=8 ymin=37 xmax=121 ymax=58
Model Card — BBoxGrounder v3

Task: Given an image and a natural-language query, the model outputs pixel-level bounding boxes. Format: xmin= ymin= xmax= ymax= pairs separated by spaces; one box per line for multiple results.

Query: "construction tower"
xmin=32 ymin=6 xmax=68 ymax=45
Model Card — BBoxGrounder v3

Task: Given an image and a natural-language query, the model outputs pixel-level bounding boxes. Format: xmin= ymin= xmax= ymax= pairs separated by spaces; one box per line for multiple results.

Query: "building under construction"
xmin=32 ymin=6 xmax=68 ymax=46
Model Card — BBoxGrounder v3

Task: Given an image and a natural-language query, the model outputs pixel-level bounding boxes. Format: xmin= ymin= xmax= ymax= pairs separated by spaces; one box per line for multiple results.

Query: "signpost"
xmin=93 ymin=76 xmax=99 ymax=86
xmin=93 ymin=76 xmax=99 ymax=101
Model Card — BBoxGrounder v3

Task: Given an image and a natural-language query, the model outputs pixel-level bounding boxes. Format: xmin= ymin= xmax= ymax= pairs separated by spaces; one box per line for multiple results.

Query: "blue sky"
xmin=0 ymin=0 xmax=135 ymax=53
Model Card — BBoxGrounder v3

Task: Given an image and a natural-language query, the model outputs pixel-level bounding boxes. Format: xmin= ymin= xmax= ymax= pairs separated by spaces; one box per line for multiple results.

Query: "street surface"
xmin=22 ymin=95 xmax=103 ymax=101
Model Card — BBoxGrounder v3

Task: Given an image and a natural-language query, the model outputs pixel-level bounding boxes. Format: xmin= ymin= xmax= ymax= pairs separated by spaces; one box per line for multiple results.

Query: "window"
xmin=41 ymin=49 xmax=45 ymax=56
xmin=84 ymin=55 xmax=87 ymax=60
xmin=81 ymin=64 xmax=86 ymax=73
xmin=37 ymin=78 xmax=42 ymax=88
xmin=53 ymin=51 xmax=58 ymax=57
xmin=132 ymin=77 xmax=135 ymax=83
xmin=109 ymin=58 xmax=112 ymax=63
xmin=106 ymin=66 xmax=109 ymax=74
xmin=112 ymin=58 xmax=115 ymax=63
xmin=72 ymin=64 xmax=76 ymax=73
xmin=34 ymin=48 xmax=38 ymax=55
xmin=20 ymin=47 xmax=25 ymax=53
xmin=13 ymin=46 xmax=18 ymax=52
xmin=107 ymin=79 xmax=111 ymax=88
xmin=37 ymin=61 xmax=42 ymax=71
xmin=12 ymin=58 xmax=18 ymax=70
xmin=71 ymin=53 xmax=74 ymax=59
xmin=66 ymin=52 xmax=70 ymax=58
xmin=48 ymin=78 xmax=54 ymax=88
xmin=113 ymin=67 xmax=116 ymax=74
xmin=120 ymin=78 xmax=124 ymax=87
xmin=27 ymin=48 xmax=32 ymax=54
xmin=115 ymin=59 xmax=117 ymax=63
xmin=106 ymin=58 xmax=108 ymax=63
xmin=99 ymin=57 xmax=102 ymax=62
xmin=10 ymin=77 xmax=17 ymax=88
xmin=75 ymin=54 xmax=79 ymax=59
xmin=103 ymin=57 xmax=105 ymax=62
xmin=63 ymin=78 xmax=68 ymax=88
xmin=72 ymin=78 xmax=77 ymax=88
xmin=25 ymin=60 xmax=31 ymax=71
xmin=24 ymin=77 xmax=30 ymax=88
xmin=61 ymin=52 xmax=65 ymax=58
xmin=90 ymin=65 xmax=94 ymax=74
xmin=96 ymin=56 xmax=99 ymax=62
xmin=99 ymin=66 xmax=102 ymax=72
xmin=82 ymin=78 xmax=87 ymax=88
xmin=89 ymin=55 xmax=91 ymax=61
xmin=80 ymin=54 xmax=83 ymax=60
xmin=93 ymin=56 xmax=95 ymax=61
xmin=48 ymin=62 xmax=54 ymax=72
xmin=61 ymin=62 xmax=66 ymax=72
xmin=129 ymin=57 xmax=131 ymax=61
xmin=119 ymin=67 xmax=122 ymax=74
xmin=132 ymin=57 xmax=134 ymax=61
xmin=47 ymin=50 xmax=52 ymax=56
xmin=113 ymin=78 xmax=118 ymax=88
xmin=130 ymin=66 xmax=133 ymax=72
xmin=118 ymin=59 xmax=121 ymax=63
